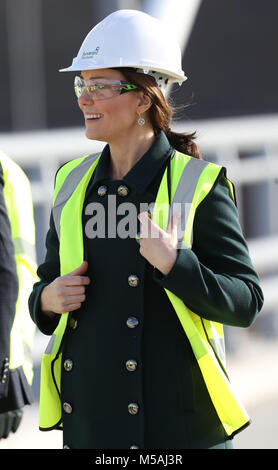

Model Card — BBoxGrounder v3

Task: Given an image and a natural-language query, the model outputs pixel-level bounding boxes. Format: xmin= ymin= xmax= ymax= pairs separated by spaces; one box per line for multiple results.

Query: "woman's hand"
xmin=137 ymin=211 xmax=181 ymax=275
xmin=40 ymin=261 xmax=90 ymax=317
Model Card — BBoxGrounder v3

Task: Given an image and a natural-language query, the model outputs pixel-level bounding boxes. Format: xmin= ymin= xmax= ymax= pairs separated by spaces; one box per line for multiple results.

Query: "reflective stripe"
xmin=53 ymin=153 xmax=100 ymax=239
xmin=13 ymin=236 xmax=36 ymax=261
xmin=209 ymin=337 xmax=226 ymax=365
xmin=45 ymin=335 xmax=56 ymax=354
xmin=202 ymin=318 xmax=226 ymax=365
xmin=172 ymin=158 xmax=209 ymax=204
xmin=170 ymin=158 xmax=208 ymax=245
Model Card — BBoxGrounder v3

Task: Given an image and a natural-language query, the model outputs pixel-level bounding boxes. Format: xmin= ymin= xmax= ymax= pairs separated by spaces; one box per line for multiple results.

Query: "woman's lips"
xmin=85 ymin=113 xmax=103 ymax=121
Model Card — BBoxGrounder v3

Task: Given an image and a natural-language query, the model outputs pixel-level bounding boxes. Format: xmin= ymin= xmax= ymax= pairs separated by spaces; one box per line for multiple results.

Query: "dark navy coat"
xmin=29 ymin=132 xmax=263 ymax=449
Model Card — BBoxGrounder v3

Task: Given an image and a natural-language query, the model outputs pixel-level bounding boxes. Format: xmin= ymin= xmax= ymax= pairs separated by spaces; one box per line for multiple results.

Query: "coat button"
xmin=126 ymin=359 xmax=137 ymax=371
xmin=64 ymin=359 xmax=73 ymax=372
xmin=130 ymin=445 xmax=140 ymax=449
xmin=63 ymin=402 xmax=73 ymax=414
xmin=63 ymin=445 xmax=70 ymax=449
xmin=117 ymin=185 xmax=129 ymax=197
xmin=69 ymin=317 xmax=78 ymax=330
xmin=128 ymin=274 xmax=139 ymax=287
xmin=128 ymin=403 xmax=139 ymax=415
xmin=97 ymin=185 xmax=108 ymax=196
xmin=126 ymin=316 xmax=139 ymax=328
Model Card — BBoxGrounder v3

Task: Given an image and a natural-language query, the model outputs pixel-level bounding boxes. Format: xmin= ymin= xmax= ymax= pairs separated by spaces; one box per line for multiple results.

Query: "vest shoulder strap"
xmin=53 ymin=155 xmax=88 ymax=203
xmin=153 ymin=151 xmax=224 ymax=246
xmin=52 ymin=153 xmax=101 ymax=238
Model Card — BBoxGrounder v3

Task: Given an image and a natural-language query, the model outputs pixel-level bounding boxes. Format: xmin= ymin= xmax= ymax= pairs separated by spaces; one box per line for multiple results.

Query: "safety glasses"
xmin=74 ymin=76 xmax=138 ymax=100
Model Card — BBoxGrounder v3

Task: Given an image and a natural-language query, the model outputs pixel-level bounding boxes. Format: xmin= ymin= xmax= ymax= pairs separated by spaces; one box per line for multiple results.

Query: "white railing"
xmin=1 ymin=114 xmax=277 ymax=314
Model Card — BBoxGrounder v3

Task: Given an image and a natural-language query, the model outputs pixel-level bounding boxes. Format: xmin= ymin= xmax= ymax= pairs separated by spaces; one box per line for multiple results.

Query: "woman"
xmin=29 ymin=10 xmax=263 ymax=449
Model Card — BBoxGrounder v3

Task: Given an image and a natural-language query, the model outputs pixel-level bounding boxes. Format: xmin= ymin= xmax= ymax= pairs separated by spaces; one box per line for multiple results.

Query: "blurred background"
xmin=0 ymin=0 xmax=277 ymax=449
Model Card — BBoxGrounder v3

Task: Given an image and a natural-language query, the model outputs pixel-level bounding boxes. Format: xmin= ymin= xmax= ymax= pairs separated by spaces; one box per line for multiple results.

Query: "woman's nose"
xmin=78 ymin=89 xmax=94 ymax=106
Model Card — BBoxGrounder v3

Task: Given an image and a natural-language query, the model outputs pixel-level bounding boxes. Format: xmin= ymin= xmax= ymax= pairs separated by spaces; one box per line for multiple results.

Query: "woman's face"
xmin=77 ymin=68 xmax=147 ymax=143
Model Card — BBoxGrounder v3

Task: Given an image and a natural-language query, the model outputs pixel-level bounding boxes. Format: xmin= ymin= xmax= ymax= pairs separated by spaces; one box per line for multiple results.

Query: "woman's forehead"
xmin=80 ymin=68 xmax=126 ymax=81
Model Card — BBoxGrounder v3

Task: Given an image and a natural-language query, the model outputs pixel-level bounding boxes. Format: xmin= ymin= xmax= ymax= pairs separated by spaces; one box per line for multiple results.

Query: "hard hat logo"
xmin=82 ymin=47 xmax=100 ymax=59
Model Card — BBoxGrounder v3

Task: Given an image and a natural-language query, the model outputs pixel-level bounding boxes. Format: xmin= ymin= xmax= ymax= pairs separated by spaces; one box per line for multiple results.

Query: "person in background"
xmin=0 ymin=150 xmax=37 ymax=440
xmin=29 ymin=10 xmax=263 ymax=449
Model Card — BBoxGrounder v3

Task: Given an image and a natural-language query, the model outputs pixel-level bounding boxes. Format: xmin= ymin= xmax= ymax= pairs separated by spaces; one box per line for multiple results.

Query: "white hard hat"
xmin=59 ymin=9 xmax=187 ymax=86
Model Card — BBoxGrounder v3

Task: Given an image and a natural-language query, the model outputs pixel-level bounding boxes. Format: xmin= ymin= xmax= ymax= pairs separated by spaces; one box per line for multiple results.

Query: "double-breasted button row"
xmin=126 ymin=268 xmax=140 ymax=440
xmin=97 ymin=184 xmax=130 ymax=197
xmin=127 ymin=274 xmax=140 ymax=431
xmin=1 ymin=357 xmax=9 ymax=384
xmin=63 ymin=357 xmax=73 ymax=417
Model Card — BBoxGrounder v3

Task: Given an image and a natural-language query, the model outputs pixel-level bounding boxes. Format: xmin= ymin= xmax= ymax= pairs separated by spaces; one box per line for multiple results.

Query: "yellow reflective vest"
xmin=0 ymin=151 xmax=37 ymax=386
xmin=39 ymin=150 xmax=250 ymax=437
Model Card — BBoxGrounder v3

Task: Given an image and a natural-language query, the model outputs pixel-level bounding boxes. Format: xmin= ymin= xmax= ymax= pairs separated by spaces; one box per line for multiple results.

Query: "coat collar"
xmin=91 ymin=131 xmax=174 ymax=194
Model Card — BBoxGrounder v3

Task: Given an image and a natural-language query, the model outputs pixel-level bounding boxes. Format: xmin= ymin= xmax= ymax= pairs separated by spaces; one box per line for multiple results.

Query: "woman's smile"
xmin=84 ymin=113 xmax=104 ymax=122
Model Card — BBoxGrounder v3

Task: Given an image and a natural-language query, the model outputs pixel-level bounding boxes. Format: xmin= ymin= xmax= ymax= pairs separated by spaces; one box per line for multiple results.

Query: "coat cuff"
xmin=29 ymin=283 xmax=59 ymax=335
xmin=153 ymin=247 xmax=197 ymax=299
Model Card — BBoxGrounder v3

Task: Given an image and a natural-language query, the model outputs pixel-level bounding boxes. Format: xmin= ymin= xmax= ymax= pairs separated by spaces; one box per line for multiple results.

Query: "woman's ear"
xmin=136 ymin=91 xmax=153 ymax=115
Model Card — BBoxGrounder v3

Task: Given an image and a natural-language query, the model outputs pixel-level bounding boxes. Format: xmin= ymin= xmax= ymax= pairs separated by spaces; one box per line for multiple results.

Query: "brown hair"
xmin=113 ymin=67 xmax=202 ymax=160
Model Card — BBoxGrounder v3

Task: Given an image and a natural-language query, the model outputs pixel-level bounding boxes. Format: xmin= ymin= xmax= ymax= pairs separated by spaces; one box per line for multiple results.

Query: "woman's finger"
xmin=59 ymin=285 xmax=86 ymax=296
xmin=138 ymin=211 xmax=162 ymax=239
xmin=59 ymin=275 xmax=91 ymax=286
xmin=66 ymin=303 xmax=82 ymax=312
xmin=167 ymin=212 xmax=181 ymax=241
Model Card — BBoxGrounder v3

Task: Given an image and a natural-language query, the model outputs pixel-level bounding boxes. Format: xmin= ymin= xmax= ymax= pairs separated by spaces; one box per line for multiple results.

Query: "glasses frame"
xmin=74 ymin=76 xmax=138 ymax=100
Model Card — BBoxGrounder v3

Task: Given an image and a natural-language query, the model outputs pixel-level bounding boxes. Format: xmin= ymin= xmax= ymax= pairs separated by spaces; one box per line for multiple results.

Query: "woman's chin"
xmin=85 ymin=128 xmax=105 ymax=142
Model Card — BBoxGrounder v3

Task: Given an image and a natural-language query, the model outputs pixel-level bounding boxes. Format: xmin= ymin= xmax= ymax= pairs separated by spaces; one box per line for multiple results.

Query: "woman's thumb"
xmin=70 ymin=260 xmax=88 ymax=276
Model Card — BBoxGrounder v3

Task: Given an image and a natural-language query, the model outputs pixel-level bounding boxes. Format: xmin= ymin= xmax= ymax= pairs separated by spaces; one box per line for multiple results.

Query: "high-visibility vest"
xmin=39 ymin=150 xmax=250 ymax=438
xmin=0 ymin=151 xmax=37 ymax=386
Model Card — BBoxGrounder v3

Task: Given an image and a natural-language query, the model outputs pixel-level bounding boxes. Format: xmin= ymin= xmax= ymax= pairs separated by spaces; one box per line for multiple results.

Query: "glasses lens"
xmin=74 ymin=76 xmax=83 ymax=98
xmin=89 ymin=82 xmax=118 ymax=100
xmin=74 ymin=77 xmax=122 ymax=100
xmin=74 ymin=77 xmax=138 ymax=100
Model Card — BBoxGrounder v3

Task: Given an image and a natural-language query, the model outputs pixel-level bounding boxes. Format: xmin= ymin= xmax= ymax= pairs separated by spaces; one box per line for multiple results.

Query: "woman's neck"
xmin=108 ymin=128 xmax=156 ymax=180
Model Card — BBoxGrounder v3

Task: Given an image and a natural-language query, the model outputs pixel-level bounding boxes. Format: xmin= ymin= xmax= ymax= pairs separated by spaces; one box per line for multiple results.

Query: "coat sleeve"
xmin=153 ymin=170 xmax=264 ymax=327
xmin=28 ymin=211 xmax=60 ymax=335
xmin=0 ymin=164 xmax=19 ymax=403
